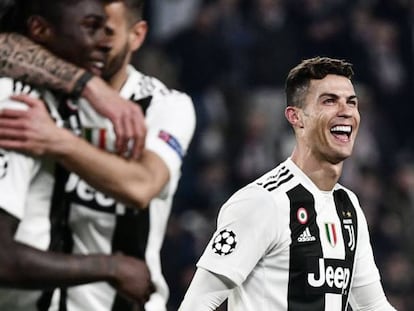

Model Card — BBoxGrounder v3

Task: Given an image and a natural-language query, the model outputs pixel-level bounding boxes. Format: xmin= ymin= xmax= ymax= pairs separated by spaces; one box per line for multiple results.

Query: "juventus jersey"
xmin=53 ymin=66 xmax=196 ymax=311
xmin=0 ymin=78 xmax=62 ymax=311
xmin=197 ymin=158 xmax=381 ymax=311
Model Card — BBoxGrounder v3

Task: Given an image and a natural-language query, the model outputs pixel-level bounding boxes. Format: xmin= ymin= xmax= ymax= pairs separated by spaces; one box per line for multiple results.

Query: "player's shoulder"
xmin=220 ymin=182 xmax=277 ymax=222
xmin=225 ymin=162 xmax=292 ymax=209
xmin=0 ymin=77 xmax=40 ymax=99
xmin=126 ymin=66 xmax=193 ymax=105
xmin=0 ymin=77 xmax=42 ymax=110
xmin=253 ymin=159 xmax=297 ymax=195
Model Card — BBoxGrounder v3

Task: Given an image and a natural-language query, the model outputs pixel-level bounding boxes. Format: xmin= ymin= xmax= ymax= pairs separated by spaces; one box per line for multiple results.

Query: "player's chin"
xmin=329 ymin=150 xmax=353 ymax=164
xmin=331 ymin=141 xmax=355 ymax=159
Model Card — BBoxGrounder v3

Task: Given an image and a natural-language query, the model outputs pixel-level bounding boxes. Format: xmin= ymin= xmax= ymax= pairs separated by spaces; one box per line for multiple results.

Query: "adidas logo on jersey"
xmin=298 ymin=227 xmax=316 ymax=242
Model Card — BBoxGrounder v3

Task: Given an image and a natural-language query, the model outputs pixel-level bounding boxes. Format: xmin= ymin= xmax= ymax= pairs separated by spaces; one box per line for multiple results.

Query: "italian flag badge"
xmin=325 ymin=223 xmax=337 ymax=247
xmin=82 ymin=127 xmax=115 ymax=151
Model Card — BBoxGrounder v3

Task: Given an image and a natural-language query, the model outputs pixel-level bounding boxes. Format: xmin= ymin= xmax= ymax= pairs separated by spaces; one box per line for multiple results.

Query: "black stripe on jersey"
xmin=110 ymin=95 xmax=152 ymax=311
xmin=38 ymin=95 xmax=80 ymax=311
xmin=111 ymin=207 xmax=149 ymax=258
xmin=37 ymin=162 xmax=72 ymax=311
xmin=129 ymin=95 xmax=152 ymax=114
xmin=287 ymin=185 xmax=324 ymax=311
xmin=111 ymin=207 xmax=150 ymax=311
xmin=267 ymin=174 xmax=294 ymax=192
xmin=333 ymin=189 xmax=358 ymax=310
xmin=259 ymin=166 xmax=294 ymax=192
xmin=262 ymin=167 xmax=290 ymax=189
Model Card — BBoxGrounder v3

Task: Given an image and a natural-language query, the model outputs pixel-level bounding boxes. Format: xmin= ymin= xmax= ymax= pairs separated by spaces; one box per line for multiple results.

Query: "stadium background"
xmin=133 ymin=0 xmax=414 ymax=309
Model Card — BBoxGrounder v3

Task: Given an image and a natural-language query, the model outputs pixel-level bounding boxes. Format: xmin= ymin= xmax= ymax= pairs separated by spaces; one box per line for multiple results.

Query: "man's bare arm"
xmin=0 ymin=33 xmax=146 ymax=158
xmin=0 ymin=95 xmax=168 ymax=208
xmin=0 ymin=33 xmax=83 ymax=93
xmin=0 ymin=210 xmax=153 ymax=303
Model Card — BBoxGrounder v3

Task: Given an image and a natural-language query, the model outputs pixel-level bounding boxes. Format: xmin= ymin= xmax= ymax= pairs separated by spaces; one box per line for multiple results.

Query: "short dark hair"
xmin=285 ymin=57 xmax=354 ymax=108
xmin=11 ymin=0 xmax=112 ymax=34
xmin=113 ymin=0 xmax=145 ymax=25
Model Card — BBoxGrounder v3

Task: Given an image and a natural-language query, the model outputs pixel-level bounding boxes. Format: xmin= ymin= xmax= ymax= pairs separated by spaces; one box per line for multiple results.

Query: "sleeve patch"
xmin=212 ymin=229 xmax=237 ymax=256
xmin=158 ymin=130 xmax=184 ymax=159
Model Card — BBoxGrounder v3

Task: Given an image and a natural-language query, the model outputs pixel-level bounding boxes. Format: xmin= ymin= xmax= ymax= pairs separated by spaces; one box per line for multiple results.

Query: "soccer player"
xmin=0 ymin=0 xmax=153 ymax=310
xmin=178 ymin=57 xmax=397 ymax=311
xmin=0 ymin=1 xmax=196 ymax=310
xmin=0 ymin=9 xmax=146 ymax=159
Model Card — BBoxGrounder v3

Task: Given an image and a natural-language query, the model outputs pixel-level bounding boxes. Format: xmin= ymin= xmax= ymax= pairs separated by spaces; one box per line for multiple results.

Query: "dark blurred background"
xmin=134 ymin=0 xmax=414 ymax=309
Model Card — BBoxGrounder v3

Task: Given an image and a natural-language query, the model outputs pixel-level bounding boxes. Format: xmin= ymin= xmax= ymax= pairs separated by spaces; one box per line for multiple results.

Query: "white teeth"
xmin=331 ymin=125 xmax=351 ymax=133
xmin=93 ymin=62 xmax=104 ymax=69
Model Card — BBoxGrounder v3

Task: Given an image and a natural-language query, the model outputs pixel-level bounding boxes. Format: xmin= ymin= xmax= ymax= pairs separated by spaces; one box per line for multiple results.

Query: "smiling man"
xmin=178 ymin=57 xmax=396 ymax=311
xmin=0 ymin=1 xmax=195 ymax=310
xmin=0 ymin=1 xmax=153 ymax=310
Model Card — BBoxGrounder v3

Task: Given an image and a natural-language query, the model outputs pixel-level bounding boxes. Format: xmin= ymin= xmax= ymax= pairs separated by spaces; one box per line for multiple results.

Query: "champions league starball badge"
xmin=212 ymin=229 xmax=237 ymax=256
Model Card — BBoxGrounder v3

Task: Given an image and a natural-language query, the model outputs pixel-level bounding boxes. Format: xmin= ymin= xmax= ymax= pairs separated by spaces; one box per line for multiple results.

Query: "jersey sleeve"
xmin=0 ymin=148 xmax=38 ymax=220
xmin=349 ymin=193 xmax=381 ymax=288
xmin=197 ymin=185 xmax=279 ymax=285
xmin=145 ymin=91 xmax=195 ymax=180
xmin=349 ymin=280 xmax=397 ymax=310
xmin=0 ymin=99 xmax=37 ymax=220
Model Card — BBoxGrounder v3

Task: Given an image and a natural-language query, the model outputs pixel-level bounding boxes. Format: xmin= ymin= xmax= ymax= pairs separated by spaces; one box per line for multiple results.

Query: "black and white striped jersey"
xmin=0 ymin=78 xmax=62 ymax=311
xmin=50 ymin=66 xmax=196 ymax=311
xmin=197 ymin=158 xmax=381 ymax=311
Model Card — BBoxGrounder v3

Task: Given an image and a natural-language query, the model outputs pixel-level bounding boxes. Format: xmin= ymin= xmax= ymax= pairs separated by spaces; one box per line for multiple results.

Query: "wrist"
xmin=106 ymin=254 xmax=120 ymax=285
xmin=80 ymin=75 xmax=104 ymax=101
xmin=48 ymin=127 xmax=77 ymax=157
xmin=71 ymin=71 xmax=94 ymax=99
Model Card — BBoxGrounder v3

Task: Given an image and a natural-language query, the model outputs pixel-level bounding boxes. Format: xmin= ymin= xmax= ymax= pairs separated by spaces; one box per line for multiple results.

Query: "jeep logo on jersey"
xmin=0 ymin=149 xmax=8 ymax=179
xmin=65 ymin=173 xmax=120 ymax=213
xmin=307 ymin=258 xmax=351 ymax=294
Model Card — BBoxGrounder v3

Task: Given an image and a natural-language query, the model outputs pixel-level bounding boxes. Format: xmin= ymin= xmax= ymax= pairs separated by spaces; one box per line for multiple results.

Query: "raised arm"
xmin=0 ymin=209 xmax=153 ymax=303
xmin=0 ymin=33 xmax=146 ymax=158
xmin=0 ymin=33 xmax=83 ymax=94
xmin=50 ymin=127 xmax=169 ymax=209
xmin=0 ymin=94 xmax=169 ymax=208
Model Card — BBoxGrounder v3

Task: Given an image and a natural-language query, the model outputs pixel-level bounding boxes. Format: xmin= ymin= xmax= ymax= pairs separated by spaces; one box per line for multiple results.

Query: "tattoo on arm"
xmin=0 ymin=33 xmax=84 ymax=94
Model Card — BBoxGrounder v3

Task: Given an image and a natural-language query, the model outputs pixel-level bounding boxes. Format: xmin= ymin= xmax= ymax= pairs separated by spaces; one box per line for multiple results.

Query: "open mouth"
xmin=89 ymin=60 xmax=105 ymax=75
xmin=330 ymin=125 xmax=352 ymax=141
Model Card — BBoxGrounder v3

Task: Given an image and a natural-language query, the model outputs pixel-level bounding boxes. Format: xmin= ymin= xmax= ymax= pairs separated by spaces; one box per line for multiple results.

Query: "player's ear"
xmin=26 ymin=15 xmax=54 ymax=43
xmin=285 ymin=106 xmax=304 ymax=128
xmin=130 ymin=20 xmax=147 ymax=52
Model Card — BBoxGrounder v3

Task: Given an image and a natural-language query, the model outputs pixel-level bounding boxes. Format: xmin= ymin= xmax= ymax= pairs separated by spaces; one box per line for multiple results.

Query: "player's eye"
xmin=323 ymin=98 xmax=335 ymax=105
xmin=347 ymin=100 xmax=358 ymax=107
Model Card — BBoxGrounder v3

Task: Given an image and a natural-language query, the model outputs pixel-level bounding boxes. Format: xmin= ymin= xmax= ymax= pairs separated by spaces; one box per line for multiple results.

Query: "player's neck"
xmin=108 ymin=69 xmax=128 ymax=92
xmin=290 ymin=147 xmax=343 ymax=191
